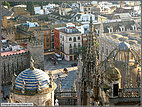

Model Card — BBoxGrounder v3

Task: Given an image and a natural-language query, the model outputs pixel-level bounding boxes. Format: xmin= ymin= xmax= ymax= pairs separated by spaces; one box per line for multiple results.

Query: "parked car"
xmin=71 ymin=63 xmax=77 ymax=67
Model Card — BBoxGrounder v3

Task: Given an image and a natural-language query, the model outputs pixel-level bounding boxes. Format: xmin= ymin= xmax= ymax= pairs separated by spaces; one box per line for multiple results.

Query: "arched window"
xmin=69 ymin=44 xmax=72 ymax=48
xmin=78 ymin=37 xmax=80 ymax=40
xmin=69 ymin=37 xmax=72 ymax=41
xmin=73 ymin=37 xmax=76 ymax=42
xmin=98 ymin=30 xmax=100 ymax=34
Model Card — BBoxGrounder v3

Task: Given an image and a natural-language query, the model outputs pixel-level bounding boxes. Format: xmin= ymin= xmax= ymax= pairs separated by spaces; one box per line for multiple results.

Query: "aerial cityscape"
xmin=1 ymin=1 xmax=141 ymax=106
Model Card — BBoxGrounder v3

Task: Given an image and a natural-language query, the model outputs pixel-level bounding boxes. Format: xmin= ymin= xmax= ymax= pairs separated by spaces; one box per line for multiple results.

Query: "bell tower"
xmin=27 ymin=38 xmax=44 ymax=70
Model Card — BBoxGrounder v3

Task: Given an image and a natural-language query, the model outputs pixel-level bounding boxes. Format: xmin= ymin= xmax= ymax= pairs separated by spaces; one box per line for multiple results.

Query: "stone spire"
xmin=73 ymin=80 xmax=76 ymax=97
xmin=85 ymin=15 xmax=99 ymax=74
xmin=11 ymin=72 xmax=17 ymax=90
xmin=21 ymin=80 xmax=25 ymax=94
xmin=37 ymin=81 xmax=41 ymax=93
xmin=80 ymin=15 xmax=100 ymax=105
xmin=30 ymin=56 xmax=35 ymax=70
xmin=136 ymin=68 xmax=141 ymax=87
xmin=49 ymin=71 xmax=53 ymax=88
xmin=100 ymin=19 xmax=104 ymax=37
xmin=58 ymin=75 xmax=61 ymax=97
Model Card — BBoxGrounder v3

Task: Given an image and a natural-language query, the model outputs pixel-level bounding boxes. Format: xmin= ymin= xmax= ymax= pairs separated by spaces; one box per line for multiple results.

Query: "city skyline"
xmin=0 ymin=1 xmax=141 ymax=106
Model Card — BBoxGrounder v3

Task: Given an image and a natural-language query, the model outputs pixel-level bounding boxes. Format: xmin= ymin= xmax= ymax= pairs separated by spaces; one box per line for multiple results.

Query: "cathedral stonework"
xmin=77 ymin=16 xmax=141 ymax=106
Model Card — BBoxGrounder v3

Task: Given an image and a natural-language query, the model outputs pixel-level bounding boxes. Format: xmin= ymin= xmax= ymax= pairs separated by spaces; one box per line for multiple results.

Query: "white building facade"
xmin=59 ymin=23 xmax=82 ymax=61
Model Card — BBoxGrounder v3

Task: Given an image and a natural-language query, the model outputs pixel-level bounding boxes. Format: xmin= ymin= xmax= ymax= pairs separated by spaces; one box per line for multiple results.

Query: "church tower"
xmin=27 ymin=38 xmax=44 ymax=70
xmin=78 ymin=16 xmax=103 ymax=106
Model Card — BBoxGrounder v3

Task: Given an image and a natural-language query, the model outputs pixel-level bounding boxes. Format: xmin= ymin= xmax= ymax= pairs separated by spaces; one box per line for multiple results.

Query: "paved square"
xmin=44 ymin=55 xmax=78 ymax=91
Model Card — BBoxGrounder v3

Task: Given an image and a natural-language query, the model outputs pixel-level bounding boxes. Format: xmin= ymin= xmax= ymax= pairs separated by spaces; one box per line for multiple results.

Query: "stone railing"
xmin=55 ymin=89 xmax=77 ymax=97
xmin=118 ymin=88 xmax=140 ymax=98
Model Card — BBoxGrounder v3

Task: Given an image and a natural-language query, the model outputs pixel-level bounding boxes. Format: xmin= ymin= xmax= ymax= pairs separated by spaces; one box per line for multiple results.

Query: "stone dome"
xmin=13 ymin=68 xmax=51 ymax=95
xmin=117 ymin=41 xmax=130 ymax=51
xmin=105 ymin=67 xmax=121 ymax=82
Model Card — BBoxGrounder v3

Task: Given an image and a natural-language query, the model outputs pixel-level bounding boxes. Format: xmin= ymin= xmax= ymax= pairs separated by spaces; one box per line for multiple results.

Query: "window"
xmin=74 ymin=43 xmax=76 ymax=48
xmin=98 ymin=30 xmax=100 ymax=34
xmin=78 ymin=43 xmax=81 ymax=47
xmin=110 ymin=29 xmax=112 ymax=32
xmin=74 ymin=48 xmax=77 ymax=53
xmin=69 ymin=49 xmax=72 ymax=54
xmin=69 ymin=44 xmax=72 ymax=48
xmin=73 ymin=37 xmax=76 ymax=42
xmin=69 ymin=37 xmax=72 ymax=41
xmin=78 ymin=37 xmax=80 ymax=40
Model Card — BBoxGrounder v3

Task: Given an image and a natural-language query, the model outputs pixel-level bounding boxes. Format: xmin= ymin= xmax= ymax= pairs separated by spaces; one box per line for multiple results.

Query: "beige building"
xmin=59 ymin=23 xmax=82 ymax=61
xmin=13 ymin=5 xmax=30 ymax=17
xmin=59 ymin=3 xmax=72 ymax=16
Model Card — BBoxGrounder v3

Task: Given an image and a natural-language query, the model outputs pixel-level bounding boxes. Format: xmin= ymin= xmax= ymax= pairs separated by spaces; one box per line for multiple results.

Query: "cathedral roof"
xmin=117 ymin=41 xmax=130 ymax=51
xmin=14 ymin=68 xmax=50 ymax=91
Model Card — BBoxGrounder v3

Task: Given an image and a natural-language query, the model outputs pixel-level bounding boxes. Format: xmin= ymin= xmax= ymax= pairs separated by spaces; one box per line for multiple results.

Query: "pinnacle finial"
xmin=21 ymin=80 xmax=25 ymax=94
xmin=136 ymin=68 xmax=141 ymax=87
xmin=30 ymin=56 xmax=35 ymax=70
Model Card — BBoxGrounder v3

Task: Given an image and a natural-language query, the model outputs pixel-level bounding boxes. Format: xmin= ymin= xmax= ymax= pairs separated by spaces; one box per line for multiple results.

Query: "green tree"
xmin=76 ymin=44 xmax=87 ymax=57
xmin=26 ymin=2 xmax=35 ymax=15
xmin=2 ymin=1 xmax=10 ymax=8
xmin=76 ymin=40 xmax=100 ymax=58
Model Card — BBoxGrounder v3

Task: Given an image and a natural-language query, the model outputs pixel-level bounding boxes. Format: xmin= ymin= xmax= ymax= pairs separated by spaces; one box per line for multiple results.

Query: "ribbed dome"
xmin=15 ymin=68 xmax=50 ymax=90
xmin=117 ymin=41 xmax=130 ymax=51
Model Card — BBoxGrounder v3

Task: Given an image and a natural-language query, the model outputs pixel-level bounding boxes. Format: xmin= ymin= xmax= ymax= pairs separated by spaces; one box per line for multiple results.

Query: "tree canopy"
xmin=2 ymin=1 xmax=10 ymax=8
xmin=26 ymin=2 xmax=35 ymax=15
